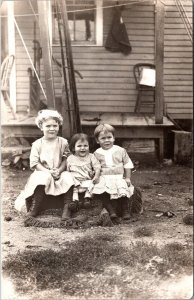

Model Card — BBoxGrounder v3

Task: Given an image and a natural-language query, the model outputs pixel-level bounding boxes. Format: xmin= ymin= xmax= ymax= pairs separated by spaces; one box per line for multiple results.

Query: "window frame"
xmin=51 ymin=0 xmax=103 ymax=47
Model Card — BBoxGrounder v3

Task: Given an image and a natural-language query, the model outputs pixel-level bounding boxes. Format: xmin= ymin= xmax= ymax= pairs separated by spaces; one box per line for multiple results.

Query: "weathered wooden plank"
xmin=164 ymin=46 xmax=192 ymax=52
xmin=77 ymin=89 xmax=138 ymax=95
xmin=167 ymin=108 xmax=193 ymax=113
xmin=164 ymin=52 xmax=192 ymax=58
xmin=164 ymin=40 xmax=192 ymax=46
xmin=155 ymin=0 xmax=164 ymax=124
xmin=79 ymin=101 xmax=136 ymax=107
xmin=164 ymin=57 xmax=192 ymax=62
xmin=167 ymin=113 xmax=192 ymax=119
xmin=164 ymin=74 xmax=192 ymax=80
xmin=165 ymin=28 xmax=190 ymax=35
xmin=164 ymin=63 xmax=192 ymax=69
xmin=78 ymin=94 xmax=139 ymax=101
xmin=165 ymin=11 xmax=192 ymax=18
xmin=124 ymin=17 xmax=154 ymax=23
xmin=164 ymin=34 xmax=191 ymax=40
xmin=75 ymin=82 xmax=135 ymax=89
xmin=164 ymin=91 xmax=193 ymax=96
xmin=165 ymin=18 xmax=192 ymax=25
xmin=164 ymin=86 xmax=192 ymax=91
xmin=76 ymin=77 xmax=134 ymax=83
xmin=164 ymin=81 xmax=192 ymax=86
xmin=166 ymin=102 xmax=192 ymax=108
xmin=72 ymin=57 xmax=154 ymax=65
xmin=71 ymin=50 xmax=154 ymax=59
xmin=119 ymin=23 xmax=155 ymax=29
xmin=164 ymin=69 xmax=192 ymax=75
xmin=165 ymin=23 xmax=189 ymax=29
xmin=79 ymin=106 xmax=152 ymax=113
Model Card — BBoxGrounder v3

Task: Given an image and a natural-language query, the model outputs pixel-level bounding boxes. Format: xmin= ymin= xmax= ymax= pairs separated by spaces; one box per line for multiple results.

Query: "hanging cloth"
xmin=105 ymin=6 xmax=132 ymax=55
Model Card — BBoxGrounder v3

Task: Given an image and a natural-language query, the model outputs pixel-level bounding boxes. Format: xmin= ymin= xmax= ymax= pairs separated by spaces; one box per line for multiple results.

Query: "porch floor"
xmin=2 ymin=112 xmax=173 ymax=127
xmin=1 ymin=112 xmax=174 ymax=160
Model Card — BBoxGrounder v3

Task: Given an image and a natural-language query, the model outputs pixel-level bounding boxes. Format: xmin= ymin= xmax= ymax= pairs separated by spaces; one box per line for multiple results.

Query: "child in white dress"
xmin=15 ymin=109 xmax=74 ymax=221
xmin=67 ymin=133 xmax=101 ymax=211
xmin=92 ymin=123 xmax=134 ymax=220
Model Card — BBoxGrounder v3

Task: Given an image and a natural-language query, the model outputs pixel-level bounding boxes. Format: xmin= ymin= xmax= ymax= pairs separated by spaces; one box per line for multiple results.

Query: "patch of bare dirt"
xmin=1 ymin=164 xmax=193 ymax=299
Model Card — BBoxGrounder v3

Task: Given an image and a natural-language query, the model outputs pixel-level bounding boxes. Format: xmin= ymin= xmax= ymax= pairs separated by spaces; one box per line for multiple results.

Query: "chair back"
xmin=1 ymin=55 xmax=15 ymax=91
xmin=133 ymin=63 xmax=155 ymax=87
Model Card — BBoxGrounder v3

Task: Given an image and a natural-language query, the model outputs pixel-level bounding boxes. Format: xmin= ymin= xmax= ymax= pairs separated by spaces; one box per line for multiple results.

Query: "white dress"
xmin=92 ymin=145 xmax=134 ymax=199
xmin=15 ymin=137 xmax=74 ymax=212
xmin=66 ymin=153 xmax=101 ymax=192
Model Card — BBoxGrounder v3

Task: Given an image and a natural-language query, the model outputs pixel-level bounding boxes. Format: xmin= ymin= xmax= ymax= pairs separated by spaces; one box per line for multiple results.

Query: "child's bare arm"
xmin=91 ymin=154 xmax=101 ymax=184
xmin=35 ymin=163 xmax=52 ymax=173
xmin=124 ymin=168 xmax=132 ymax=186
xmin=58 ymin=159 xmax=67 ymax=174
xmin=93 ymin=168 xmax=101 ymax=184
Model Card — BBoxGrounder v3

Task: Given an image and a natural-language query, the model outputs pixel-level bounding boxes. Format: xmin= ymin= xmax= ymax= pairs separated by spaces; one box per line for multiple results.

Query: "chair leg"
xmin=135 ymin=90 xmax=141 ymax=113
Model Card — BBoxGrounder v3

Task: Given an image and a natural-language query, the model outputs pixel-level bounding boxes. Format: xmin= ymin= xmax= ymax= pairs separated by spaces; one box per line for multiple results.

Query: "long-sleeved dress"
xmin=92 ymin=145 xmax=134 ymax=199
xmin=15 ymin=136 xmax=74 ymax=212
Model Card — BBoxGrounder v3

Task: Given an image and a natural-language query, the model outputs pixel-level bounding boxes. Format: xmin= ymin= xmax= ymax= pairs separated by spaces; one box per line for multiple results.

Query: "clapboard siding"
xmin=14 ymin=0 xmax=192 ymax=119
xmin=54 ymin=1 xmax=155 ymax=113
xmin=163 ymin=0 xmax=192 ymax=119
xmin=14 ymin=0 xmax=39 ymax=112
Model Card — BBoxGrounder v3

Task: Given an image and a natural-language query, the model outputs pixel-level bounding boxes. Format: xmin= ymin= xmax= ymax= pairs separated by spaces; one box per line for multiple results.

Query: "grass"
xmin=2 ymin=234 xmax=193 ymax=297
xmin=133 ymin=226 xmax=154 ymax=237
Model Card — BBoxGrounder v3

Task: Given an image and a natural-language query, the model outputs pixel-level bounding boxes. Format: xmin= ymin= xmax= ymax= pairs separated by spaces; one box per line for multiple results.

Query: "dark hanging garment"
xmin=105 ymin=7 xmax=132 ymax=55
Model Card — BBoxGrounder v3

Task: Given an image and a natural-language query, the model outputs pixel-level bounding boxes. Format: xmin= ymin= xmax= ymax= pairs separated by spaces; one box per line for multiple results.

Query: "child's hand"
xmin=51 ymin=168 xmax=60 ymax=180
xmin=93 ymin=176 xmax=100 ymax=184
xmin=125 ymin=178 xmax=132 ymax=187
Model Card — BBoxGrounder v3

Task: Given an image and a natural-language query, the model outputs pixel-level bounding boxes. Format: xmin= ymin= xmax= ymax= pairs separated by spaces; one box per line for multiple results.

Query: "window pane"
xmin=52 ymin=0 xmax=96 ymax=44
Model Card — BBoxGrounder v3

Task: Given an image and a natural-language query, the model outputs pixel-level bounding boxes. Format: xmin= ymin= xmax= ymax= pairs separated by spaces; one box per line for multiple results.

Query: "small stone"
xmin=4 ymin=216 xmax=12 ymax=222
xmin=163 ymin=159 xmax=173 ymax=166
xmin=183 ymin=214 xmax=193 ymax=225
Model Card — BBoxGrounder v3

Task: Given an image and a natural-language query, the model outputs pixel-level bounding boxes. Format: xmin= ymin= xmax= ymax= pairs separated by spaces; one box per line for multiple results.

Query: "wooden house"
xmin=1 ymin=0 xmax=193 ymax=160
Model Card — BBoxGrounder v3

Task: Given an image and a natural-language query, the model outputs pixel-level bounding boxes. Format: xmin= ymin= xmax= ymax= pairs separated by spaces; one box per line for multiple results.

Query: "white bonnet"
xmin=35 ymin=109 xmax=63 ymax=128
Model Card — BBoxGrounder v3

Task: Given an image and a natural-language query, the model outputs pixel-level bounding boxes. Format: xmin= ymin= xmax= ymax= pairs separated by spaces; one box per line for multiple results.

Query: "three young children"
xmin=15 ymin=109 xmax=136 ymax=223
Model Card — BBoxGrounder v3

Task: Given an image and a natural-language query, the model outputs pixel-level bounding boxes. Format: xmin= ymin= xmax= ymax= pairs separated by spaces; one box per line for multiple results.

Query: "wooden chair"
xmin=133 ymin=63 xmax=155 ymax=113
xmin=1 ymin=54 xmax=17 ymax=119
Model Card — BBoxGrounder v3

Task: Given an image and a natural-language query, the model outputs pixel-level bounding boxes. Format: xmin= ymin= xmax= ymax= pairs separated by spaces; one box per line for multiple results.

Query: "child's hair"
xmin=94 ymin=123 xmax=115 ymax=140
xmin=35 ymin=109 xmax=63 ymax=129
xmin=69 ymin=133 xmax=89 ymax=154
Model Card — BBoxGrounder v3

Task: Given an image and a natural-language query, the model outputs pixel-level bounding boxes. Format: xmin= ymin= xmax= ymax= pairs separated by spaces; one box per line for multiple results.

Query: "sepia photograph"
xmin=1 ymin=0 xmax=193 ymax=299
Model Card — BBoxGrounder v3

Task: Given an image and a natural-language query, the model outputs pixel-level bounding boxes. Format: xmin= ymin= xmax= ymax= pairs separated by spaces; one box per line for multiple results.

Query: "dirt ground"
xmin=1 ymin=162 xmax=193 ymax=300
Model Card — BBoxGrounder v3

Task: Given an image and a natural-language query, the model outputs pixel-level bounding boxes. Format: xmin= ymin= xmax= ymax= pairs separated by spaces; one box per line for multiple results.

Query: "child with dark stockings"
xmin=15 ymin=109 xmax=74 ymax=221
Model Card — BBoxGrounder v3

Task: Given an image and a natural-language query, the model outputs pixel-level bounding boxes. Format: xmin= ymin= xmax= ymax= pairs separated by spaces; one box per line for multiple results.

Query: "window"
xmin=52 ymin=0 xmax=103 ymax=46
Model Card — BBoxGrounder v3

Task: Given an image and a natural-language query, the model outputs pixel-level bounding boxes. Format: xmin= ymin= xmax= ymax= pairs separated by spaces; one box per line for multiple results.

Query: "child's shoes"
xmin=83 ymin=198 xmax=91 ymax=209
xmin=68 ymin=200 xmax=79 ymax=212
xmin=102 ymin=198 xmax=118 ymax=219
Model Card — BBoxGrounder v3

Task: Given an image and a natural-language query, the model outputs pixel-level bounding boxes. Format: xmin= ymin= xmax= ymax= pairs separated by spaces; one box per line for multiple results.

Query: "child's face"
xmin=74 ymin=139 xmax=89 ymax=157
xmin=97 ymin=131 xmax=115 ymax=150
xmin=41 ymin=118 xmax=59 ymax=140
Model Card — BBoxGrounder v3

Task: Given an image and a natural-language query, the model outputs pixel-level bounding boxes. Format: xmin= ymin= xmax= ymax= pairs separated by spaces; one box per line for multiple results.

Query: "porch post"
xmin=155 ymin=0 xmax=164 ymax=124
xmin=7 ymin=1 xmax=16 ymax=113
xmin=37 ymin=0 xmax=55 ymax=108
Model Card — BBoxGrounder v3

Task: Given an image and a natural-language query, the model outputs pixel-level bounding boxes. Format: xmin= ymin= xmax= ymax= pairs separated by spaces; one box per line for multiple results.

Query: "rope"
xmin=0 ymin=0 xmax=153 ymax=18
xmin=28 ymin=0 xmax=38 ymax=22
xmin=14 ymin=18 xmax=47 ymax=100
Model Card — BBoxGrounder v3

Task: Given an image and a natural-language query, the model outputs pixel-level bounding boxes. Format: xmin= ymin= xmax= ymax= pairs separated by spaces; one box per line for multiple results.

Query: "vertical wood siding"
xmin=14 ymin=0 xmax=192 ymax=119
